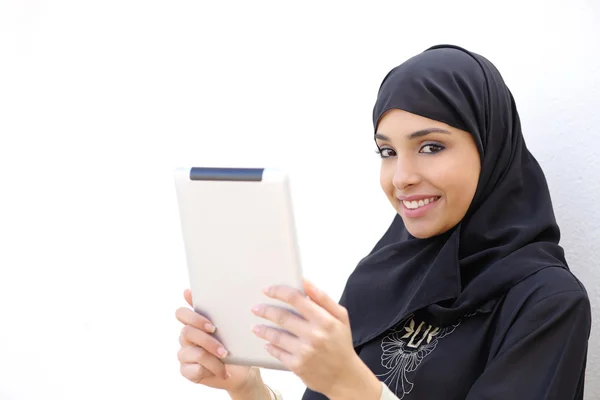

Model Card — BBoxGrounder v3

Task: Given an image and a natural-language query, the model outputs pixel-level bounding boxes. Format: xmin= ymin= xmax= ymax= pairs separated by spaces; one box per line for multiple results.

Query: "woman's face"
xmin=376 ymin=109 xmax=481 ymax=239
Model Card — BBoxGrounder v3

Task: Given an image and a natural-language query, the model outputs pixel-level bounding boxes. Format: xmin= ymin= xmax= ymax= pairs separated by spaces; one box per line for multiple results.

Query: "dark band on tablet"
xmin=189 ymin=167 xmax=264 ymax=182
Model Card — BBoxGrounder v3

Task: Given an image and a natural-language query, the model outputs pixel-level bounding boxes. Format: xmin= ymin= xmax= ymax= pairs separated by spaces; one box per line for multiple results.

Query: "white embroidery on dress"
xmin=376 ymin=314 xmax=467 ymax=399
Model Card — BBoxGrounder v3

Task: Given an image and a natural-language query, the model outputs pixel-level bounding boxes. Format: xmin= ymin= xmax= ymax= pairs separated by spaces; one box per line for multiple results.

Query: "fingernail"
xmin=217 ymin=346 xmax=228 ymax=358
xmin=251 ymin=305 xmax=260 ymax=313
xmin=252 ymin=325 xmax=261 ymax=334
xmin=226 ymin=372 xmax=232 ymax=379
xmin=204 ymin=323 xmax=216 ymax=333
xmin=262 ymin=287 xmax=271 ymax=295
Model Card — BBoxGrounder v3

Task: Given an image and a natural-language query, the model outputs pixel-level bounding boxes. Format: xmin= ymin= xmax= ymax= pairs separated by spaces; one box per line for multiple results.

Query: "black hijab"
xmin=333 ymin=44 xmax=568 ymax=351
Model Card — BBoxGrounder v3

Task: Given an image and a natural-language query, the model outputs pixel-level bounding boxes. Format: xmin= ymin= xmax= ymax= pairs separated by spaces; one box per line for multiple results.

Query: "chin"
xmin=406 ymin=223 xmax=455 ymax=239
xmin=407 ymin=228 xmax=437 ymax=239
xmin=400 ymin=220 xmax=430 ymax=238
xmin=402 ymin=218 xmax=447 ymax=239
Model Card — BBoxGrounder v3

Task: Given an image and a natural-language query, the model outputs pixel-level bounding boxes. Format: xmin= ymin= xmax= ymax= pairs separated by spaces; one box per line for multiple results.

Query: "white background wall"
xmin=1 ymin=1 xmax=598 ymax=399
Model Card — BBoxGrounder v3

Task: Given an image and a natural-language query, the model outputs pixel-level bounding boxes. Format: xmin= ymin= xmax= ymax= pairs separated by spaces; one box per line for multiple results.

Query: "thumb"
xmin=184 ymin=289 xmax=193 ymax=308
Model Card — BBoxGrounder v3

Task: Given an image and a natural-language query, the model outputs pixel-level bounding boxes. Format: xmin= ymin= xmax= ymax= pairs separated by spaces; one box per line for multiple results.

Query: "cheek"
xmin=439 ymin=158 xmax=480 ymax=215
xmin=380 ymin=163 xmax=395 ymax=195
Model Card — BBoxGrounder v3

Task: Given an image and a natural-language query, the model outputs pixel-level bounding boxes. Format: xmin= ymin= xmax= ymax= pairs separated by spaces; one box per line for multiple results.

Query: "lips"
xmin=397 ymin=195 xmax=441 ymax=218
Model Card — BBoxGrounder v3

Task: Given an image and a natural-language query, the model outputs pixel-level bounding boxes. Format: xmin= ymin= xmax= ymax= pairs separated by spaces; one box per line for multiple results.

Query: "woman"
xmin=175 ymin=44 xmax=591 ymax=399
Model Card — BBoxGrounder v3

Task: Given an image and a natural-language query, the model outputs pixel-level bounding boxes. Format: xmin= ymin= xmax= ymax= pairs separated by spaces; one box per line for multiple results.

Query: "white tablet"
xmin=173 ymin=167 xmax=304 ymax=370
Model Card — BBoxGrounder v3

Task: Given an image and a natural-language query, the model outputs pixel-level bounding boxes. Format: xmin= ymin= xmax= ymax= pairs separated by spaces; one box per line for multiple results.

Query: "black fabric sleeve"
xmin=465 ymin=290 xmax=591 ymax=400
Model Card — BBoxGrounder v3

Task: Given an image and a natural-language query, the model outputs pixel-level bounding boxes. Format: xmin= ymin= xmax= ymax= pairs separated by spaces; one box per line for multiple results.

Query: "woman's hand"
xmin=251 ymin=280 xmax=382 ymax=400
xmin=175 ymin=289 xmax=269 ymax=398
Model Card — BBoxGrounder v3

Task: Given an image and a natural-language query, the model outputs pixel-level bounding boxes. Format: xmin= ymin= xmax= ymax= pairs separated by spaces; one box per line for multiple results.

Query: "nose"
xmin=392 ymin=157 xmax=421 ymax=191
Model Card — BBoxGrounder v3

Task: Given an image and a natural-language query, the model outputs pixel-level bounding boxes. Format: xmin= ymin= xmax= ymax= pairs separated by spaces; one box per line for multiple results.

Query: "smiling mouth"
xmin=402 ymin=196 xmax=441 ymax=210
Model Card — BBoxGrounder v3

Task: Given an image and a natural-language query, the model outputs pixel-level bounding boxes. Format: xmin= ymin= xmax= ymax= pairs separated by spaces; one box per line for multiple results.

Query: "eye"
xmin=419 ymin=143 xmax=445 ymax=154
xmin=376 ymin=147 xmax=396 ymax=158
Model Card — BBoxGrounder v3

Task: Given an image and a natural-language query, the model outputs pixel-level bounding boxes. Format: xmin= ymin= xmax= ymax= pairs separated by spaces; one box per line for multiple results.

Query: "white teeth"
xmin=403 ymin=197 xmax=439 ymax=210
xmin=403 ymin=200 xmax=418 ymax=209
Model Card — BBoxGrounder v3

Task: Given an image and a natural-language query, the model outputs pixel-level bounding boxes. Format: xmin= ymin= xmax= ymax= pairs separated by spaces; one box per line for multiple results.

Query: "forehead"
xmin=376 ymin=109 xmax=454 ymax=135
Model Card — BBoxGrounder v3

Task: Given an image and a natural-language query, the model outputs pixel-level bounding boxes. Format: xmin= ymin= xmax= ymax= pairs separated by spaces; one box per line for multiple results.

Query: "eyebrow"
xmin=375 ymin=128 xmax=451 ymax=141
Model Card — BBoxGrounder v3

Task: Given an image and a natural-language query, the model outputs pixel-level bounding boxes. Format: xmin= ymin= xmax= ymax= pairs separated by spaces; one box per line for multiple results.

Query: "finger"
xmin=264 ymin=343 xmax=296 ymax=371
xmin=263 ymin=285 xmax=326 ymax=323
xmin=251 ymin=304 xmax=309 ymax=337
xmin=179 ymin=329 xmax=190 ymax=346
xmin=176 ymin=307 xmax=216 ymax=333
xmin=303 ymin=279 xmax=349 ymax=323
xmin=178 ymin=346 xmax=228 ymax=380
xmin=181 ymin=325 xmax=229 ymax=360
xmin=252 ymin=324 xmax=302 ymax=355
xmin=180 ymin=363 xmax=213 ymax=383
xmin=184 ymin=289 xmax=193 ymax=308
